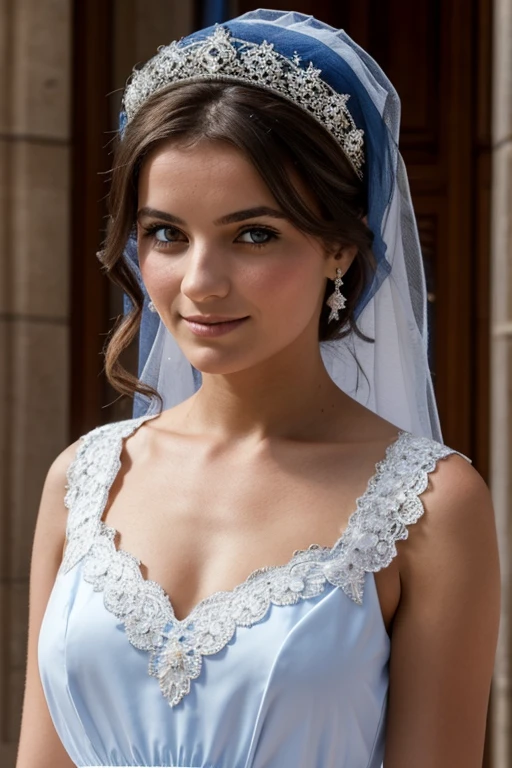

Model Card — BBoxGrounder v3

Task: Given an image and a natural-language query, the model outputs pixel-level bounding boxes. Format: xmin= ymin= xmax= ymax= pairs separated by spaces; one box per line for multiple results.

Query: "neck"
xmin=168 ymin=338 xmax=355 ymax=446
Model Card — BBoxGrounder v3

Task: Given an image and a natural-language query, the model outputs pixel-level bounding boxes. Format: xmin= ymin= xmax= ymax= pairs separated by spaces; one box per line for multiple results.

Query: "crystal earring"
xmin=148 ymin=300 xmax=157 ymax=313
xmin=326 ymin=267 xmax=347 ymax=322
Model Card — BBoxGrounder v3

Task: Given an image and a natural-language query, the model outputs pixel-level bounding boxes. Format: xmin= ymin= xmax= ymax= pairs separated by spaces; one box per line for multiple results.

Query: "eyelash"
xmin=140 ymin=224 xmax=279 ymax=250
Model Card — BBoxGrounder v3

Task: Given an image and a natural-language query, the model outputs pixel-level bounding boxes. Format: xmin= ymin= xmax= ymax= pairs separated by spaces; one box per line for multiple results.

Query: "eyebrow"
xmin=136 ymin=206 xmax=288 ymax=226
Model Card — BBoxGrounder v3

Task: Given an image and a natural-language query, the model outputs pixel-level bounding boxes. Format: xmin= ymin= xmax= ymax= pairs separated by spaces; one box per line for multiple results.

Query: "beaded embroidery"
xmin=60 ymin=414 xmax=465 ymax=707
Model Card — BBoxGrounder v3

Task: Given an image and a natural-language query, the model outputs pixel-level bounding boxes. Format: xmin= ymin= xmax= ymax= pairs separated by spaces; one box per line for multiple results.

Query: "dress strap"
xmin=60 ymin=413 xmax=156 ymax=575
xmin=60 ymin=418 xmax=470 ymax=608
xmin=325 ymin=431 xmax=471 ymax=604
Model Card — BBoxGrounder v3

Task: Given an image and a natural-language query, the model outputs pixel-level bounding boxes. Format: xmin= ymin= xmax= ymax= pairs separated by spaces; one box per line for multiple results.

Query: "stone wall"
xmin=0 ymin=0 xmax=71 ymax=764
xmin=491 ymin=1 xmax=512 ymax=765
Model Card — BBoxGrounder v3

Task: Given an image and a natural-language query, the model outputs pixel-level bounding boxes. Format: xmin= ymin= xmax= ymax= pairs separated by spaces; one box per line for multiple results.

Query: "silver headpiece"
xmin=122 ymin=25 xmax=365 ymax=179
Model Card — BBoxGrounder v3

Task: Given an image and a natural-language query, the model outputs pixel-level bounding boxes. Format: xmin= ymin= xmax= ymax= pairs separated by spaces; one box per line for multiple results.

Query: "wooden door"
xmin=70 ymin=0 xmax=113 ymax=436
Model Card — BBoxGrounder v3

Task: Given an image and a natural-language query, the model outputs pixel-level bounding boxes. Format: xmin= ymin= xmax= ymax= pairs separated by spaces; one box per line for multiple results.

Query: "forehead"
xmin=138 ymin=140 xmax=276 ymax=209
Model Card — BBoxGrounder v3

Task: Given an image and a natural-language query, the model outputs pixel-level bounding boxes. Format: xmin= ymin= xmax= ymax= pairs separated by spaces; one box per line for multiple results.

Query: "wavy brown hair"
xmin=101 ymin=81 xmax=375 ymax=406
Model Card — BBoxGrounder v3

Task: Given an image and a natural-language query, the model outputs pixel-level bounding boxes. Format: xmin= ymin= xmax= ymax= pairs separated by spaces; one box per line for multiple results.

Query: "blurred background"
xmin=0 ymin=1 xmax=510 ymax=766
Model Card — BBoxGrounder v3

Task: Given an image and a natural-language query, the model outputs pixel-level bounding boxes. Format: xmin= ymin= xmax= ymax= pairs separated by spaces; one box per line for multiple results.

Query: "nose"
xmin=180 ymin=242 xmax=231 ymax=302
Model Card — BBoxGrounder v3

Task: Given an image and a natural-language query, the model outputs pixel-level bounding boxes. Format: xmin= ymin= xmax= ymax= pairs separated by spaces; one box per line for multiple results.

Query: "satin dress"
xmin=38 ymin=413 xmax=465 ymax=768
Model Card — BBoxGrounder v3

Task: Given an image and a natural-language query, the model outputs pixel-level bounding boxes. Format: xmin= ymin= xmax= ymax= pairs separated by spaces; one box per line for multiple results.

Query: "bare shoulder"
xmin=425 ymin=447 xmax=491 ymax=508
xmin=411 ymin=449 xmax=495 ymax=556
xmin=33 ymin=439 xmax=83 ymax=562
xmin=45 ymin=439 xmax=82 ymax=492
xmin=42 ymin=439 xmax=83 ymax=512
xmin=397 ymin=444 xmax=499 ymax=606
xmin=31 ymin=435 xmax=83 ymax=592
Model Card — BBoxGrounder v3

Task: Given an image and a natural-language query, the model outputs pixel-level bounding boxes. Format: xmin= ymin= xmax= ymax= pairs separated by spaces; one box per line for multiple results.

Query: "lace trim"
xmin=60 ymin=414 xmax=466 ymax=706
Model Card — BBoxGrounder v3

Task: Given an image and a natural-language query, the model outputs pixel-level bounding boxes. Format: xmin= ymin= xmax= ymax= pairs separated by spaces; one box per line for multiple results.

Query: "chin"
xmin=183 ymin=345 xmax=265 ymax=376
xmin=186 ymin=356 xmax=252 ymax=376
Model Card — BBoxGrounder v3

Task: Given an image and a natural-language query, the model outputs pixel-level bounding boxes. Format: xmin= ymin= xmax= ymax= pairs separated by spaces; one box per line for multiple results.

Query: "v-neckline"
xmin=62 ymin=413 xmax=460 ymax=706
xmin=95 ymin=412 xmax=407 ymax=627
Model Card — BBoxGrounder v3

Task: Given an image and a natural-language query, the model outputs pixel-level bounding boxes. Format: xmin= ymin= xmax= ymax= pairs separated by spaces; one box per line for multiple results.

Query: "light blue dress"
xmin=38 ymin=414 xmax=463 ymax=768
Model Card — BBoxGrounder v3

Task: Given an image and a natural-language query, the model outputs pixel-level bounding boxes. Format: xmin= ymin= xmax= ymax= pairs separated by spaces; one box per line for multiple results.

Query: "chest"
xmin=99 ymin=439 xmax=400 ymax=628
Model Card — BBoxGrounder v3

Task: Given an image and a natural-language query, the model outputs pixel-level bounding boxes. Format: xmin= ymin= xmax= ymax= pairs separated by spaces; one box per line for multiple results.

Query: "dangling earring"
xmin=326 ymin=267 xmax=346 ymax=323
xmin=148 ymin=300 xmax=157 ymax=313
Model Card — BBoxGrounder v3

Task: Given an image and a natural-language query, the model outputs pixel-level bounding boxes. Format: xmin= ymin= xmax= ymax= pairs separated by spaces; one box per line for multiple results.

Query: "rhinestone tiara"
xmin=122 ymin=25 xmax=365 ymax=179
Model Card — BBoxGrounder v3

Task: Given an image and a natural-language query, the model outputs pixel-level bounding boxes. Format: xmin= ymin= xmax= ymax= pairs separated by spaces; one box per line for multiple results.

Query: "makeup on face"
xmin=181 ymin=316 xmax=251 ymax=337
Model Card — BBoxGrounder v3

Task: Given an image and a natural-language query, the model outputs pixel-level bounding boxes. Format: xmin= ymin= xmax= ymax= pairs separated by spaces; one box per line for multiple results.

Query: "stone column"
xmin=0 ymin=1 xmax=72 ymax=764
xmin=490 ymin=0 xmax=512 ymax=765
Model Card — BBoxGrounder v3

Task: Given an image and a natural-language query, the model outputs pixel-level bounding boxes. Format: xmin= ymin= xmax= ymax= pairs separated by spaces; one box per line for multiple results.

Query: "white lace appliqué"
xmin=60 ymin=415 xmax=464 ymax=707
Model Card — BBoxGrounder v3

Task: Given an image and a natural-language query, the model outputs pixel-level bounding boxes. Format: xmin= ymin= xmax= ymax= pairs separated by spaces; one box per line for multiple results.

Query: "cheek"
xmin=246 ymin=255 xmax=325 ymax=320
xmin=138 ymin=249 xmax=180 ymax=299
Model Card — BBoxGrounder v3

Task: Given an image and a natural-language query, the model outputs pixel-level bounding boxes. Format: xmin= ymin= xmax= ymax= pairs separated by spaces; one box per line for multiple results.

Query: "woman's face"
xmin=137 ymin=140 xmax=353 ymax=376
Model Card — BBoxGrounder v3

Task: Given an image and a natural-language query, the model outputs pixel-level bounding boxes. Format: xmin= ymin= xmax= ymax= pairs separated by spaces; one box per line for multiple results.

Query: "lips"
xmin=182 ymin=316 xmax=250 ymax=337
xmin=183 ymin=315 xmax=248 ymax=324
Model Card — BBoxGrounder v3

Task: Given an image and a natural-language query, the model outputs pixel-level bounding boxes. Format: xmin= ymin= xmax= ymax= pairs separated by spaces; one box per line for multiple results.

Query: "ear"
xmin=324 ymin=242 xmax=358 ymax=279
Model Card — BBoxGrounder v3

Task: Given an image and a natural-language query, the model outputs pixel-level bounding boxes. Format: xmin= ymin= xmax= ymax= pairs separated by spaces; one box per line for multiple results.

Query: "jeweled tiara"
xmin=122 ymin=26 xmax=365 ymax=179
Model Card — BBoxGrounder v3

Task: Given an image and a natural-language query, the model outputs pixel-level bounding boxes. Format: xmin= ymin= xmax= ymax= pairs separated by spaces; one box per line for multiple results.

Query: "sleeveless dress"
xmin=37 ymin=413 xmax=467 ymax=768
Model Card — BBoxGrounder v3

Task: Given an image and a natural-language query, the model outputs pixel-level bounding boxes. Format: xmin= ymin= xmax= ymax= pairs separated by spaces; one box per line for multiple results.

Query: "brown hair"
xmin=101 ymin=81 xmax=375 ymax=405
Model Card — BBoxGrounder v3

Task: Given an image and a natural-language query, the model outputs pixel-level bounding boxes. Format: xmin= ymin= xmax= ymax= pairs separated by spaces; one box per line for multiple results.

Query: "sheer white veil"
xmin=131 ymin=10 xmax=441 ymax=441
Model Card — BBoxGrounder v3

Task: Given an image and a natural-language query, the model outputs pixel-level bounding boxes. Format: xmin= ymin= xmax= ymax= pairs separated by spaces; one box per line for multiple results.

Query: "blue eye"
xmin=154 ymin=226 xmax=182 ymax=242
xmin=141 ymin=224 xmax=186 ymax=249
xmin=237 ymin=227 xmax=277 ymax=245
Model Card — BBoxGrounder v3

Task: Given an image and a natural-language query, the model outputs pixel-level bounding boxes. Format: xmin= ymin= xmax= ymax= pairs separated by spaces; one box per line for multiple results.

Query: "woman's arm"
xmin=384 ymin=454 xmax=500 ymax=768
xmin=15 ymin=441 xmax=80 ymax=768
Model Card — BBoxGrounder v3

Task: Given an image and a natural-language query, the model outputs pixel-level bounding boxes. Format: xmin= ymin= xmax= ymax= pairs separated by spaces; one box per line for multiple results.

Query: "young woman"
xmin=17 ymin=10 xmax=499 ymax=768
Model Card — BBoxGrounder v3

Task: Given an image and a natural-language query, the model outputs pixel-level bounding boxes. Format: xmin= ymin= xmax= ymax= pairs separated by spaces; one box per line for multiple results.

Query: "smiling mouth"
xmin=202 ymin=319 xmax=246 ymax=325
xmin=182 ymin=316 xmax=250 ymax=336
xmin=182 ymin=317 xmax=249 ymax=325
